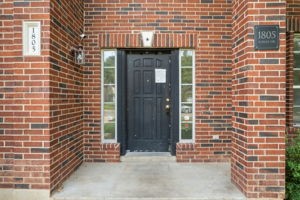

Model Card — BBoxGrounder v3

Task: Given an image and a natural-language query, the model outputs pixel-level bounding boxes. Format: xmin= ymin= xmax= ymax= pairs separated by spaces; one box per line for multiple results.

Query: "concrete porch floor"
xmin=51 ymin=154 xmax=246 ymax=200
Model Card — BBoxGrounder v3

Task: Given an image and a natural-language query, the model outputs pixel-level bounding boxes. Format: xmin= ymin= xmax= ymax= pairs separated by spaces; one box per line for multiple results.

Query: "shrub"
xmin=286 ymin=135 xmax=300 ymax=200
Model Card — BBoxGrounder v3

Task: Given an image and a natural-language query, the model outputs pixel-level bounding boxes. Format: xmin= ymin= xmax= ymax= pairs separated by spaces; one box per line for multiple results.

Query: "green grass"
xmin=181 ymin=124 xmax=192 ymax=140
xmin=104 ymin=103 xmax=115 ymax=110
xmin=104 ymin=123 xmax=115 ymax=139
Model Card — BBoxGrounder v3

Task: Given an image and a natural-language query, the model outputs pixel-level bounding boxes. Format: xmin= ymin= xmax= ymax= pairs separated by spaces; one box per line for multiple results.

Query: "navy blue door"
xmin=127 ymin=53 xmax=171 ymax=152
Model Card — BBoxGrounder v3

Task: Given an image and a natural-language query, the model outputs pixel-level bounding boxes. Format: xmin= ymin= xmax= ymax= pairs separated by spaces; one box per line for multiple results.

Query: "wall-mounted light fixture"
xmin=71 ymin=46 xmax=85 ymax=65
xmin=70 ymin=33 xmax=86 ymax=65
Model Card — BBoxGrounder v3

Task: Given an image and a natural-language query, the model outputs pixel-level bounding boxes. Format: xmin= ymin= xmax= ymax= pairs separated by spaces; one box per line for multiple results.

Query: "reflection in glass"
xmin=180 ymin=50 xmax=194 ymax=141
xmin=181 ymin=103 xmax=193 ymax=122
xmin=104 ymin=103 xmax=115 ymax=123
xmin=294 ymin=70 xmax=300 ymax=86
xmin=181 ymin=123 xmax=192 ymax=140
xmin=295 ymin=53 xmax=300 ymax=69
xmin=294 ymin=89 xmax=300 ymax=106
xmin=104 ymin=51 xmax=116 ymax=67
xmin=180 ymin=50 xmax=193 ymax=66
xmin=104 ymin=123 xmax=115 ymax=140
xmin=181 ymin=85 xmax=193 ymax=102
xmin=181 ymin=68 xmax=192 ymax=84
xmin=102 ymin=50 xmax=117 ymax=141
xmin=104 ymin=68 xmax=115 ymax=84
xmin=295 ymin=35 xmax=300 ymax=51
xmin=181 ymin=103 xmax=193 ymax=113
xmin=294 ymin=107 xmax=300 ymax=124
xmin=104 ymin=85 xmax=115 ymax=102
xmin=181 ymin=114 xmax=193 ymax=122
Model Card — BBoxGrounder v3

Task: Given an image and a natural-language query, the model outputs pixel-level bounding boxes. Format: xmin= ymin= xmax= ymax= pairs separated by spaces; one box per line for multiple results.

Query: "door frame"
xmin=117 ymin=49 xmax=179 ymax=156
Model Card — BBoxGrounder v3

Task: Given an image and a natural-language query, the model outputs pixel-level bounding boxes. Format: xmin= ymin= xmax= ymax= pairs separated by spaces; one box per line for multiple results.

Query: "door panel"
xmin=143 ymin=71 xmax=153 ymax=94
xmin=127 ymin=53 xmax=170 ymax=152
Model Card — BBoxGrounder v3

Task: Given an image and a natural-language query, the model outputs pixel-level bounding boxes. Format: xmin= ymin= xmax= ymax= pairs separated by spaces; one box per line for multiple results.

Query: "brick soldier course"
xmin=0 ymin=0 xmax=298 ymax=199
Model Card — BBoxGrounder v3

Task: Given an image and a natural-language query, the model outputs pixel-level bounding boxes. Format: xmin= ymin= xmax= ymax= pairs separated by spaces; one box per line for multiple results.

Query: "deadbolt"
xmin=166 ymin=98 xmax=170 ymax=102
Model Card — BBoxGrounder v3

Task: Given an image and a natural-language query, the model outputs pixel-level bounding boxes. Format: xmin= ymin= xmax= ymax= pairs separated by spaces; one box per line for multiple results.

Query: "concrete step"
xmin=52 ymin=197 xmax=245 ymax=200
xmin=121 ymin=152 xmax=176 ymax=162
xmin=51 ymin=162 xmax=246 ymax=200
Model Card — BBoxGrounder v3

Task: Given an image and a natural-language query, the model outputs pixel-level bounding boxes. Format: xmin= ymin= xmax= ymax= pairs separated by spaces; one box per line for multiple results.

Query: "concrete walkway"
xmin=52 ymin=154 xmax=245 ymax=200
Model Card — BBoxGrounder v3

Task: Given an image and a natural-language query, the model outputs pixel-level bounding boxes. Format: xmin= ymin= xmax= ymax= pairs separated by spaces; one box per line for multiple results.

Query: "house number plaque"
xmin=254 ymin=25 xmax=279 ymax=50
xmin=23 ymin=21 xmax=41 ymax=56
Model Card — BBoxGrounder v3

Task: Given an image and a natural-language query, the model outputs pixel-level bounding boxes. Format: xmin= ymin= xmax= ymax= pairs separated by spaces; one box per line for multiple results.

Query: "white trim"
xmin=179 ymin=49 xmax=195 ymax=143
xmin=192 ymin=50 xmax=195 ymax=143
xmin=101 ymin=50 xmax=117 ymax=143
xmin=22 ymin=21 xmax=41 ymax=56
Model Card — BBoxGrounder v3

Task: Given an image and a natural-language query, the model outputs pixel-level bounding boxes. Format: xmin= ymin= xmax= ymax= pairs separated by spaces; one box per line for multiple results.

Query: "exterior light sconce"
xmin=70 ymin=33 xmax=86 ymax=65
xmin=141 ymin=31 xmax=154 ymax=47
xmin=71 ymin=46 xmax=85 ymax=65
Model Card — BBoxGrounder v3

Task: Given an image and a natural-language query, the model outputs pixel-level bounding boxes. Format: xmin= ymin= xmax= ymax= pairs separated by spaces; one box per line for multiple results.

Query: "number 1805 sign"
xmin=23 ymin=21 xmax=41 ymax=56
xmin=254 ymin=25 xmax=279 ymax=50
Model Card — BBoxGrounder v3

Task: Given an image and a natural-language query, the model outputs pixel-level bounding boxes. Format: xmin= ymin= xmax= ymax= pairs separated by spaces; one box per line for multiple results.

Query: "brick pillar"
xmin=11 ymin=0 xmax=51 ymax=191
xmin=231 ymin=0 xmax=286 ymax=199
xmin=286 ymin=32 xmax=295 ymax=137
xmin=0 ymin=0 xmax=15 ymax=189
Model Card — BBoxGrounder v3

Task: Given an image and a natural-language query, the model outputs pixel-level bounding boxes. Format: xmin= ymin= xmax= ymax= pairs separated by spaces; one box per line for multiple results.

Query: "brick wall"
xmin=49 ymin=0 xmax=84 ymax=191
xmin=0 ymin=0 xmax=51 ymax=190
xmin=231 ymin=0 xmax=286 ymax=198
xmin=84 ymin=0 xmax=232 ymax=163
xmin=0 ymin=0 xmax=15 ymax=189
xmin=286 ymin=0 xmax=300 ymax=137
xmin=287 ymin=0 xmax=300 ymax=17
xmin=0 ymin=0 xmax=84 ymax=193
xmin=0 ymin=0 xmax=293 ymax=199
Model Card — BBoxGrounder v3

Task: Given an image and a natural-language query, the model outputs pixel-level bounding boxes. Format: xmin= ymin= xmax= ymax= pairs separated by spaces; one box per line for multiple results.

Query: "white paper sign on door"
xmin=155 ymin=69 xmax=166 ymax=83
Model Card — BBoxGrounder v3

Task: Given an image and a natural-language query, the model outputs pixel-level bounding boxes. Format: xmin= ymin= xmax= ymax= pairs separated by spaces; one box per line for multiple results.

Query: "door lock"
xmin=165 ymin=104 xmax=170 ymax=111
xmin=166 ymin=98 xmax=170 ymax=102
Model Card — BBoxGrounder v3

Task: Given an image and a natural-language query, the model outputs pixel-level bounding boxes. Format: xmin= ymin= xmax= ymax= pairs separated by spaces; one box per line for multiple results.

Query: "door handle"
xmin=165 ymin=104 xmax=170 ymax=112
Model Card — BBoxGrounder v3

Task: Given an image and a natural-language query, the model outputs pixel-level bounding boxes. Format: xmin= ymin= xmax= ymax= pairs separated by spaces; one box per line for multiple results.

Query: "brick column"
xmin=0 ymin=0 xmax=15 ymax=189
xmin=11 ymin=0 xmax=51 ymax=191
xmin=231 ymin=0 xmax=286 ymax=199
xmin=286 ymin=32 xmax=295 ymax=136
